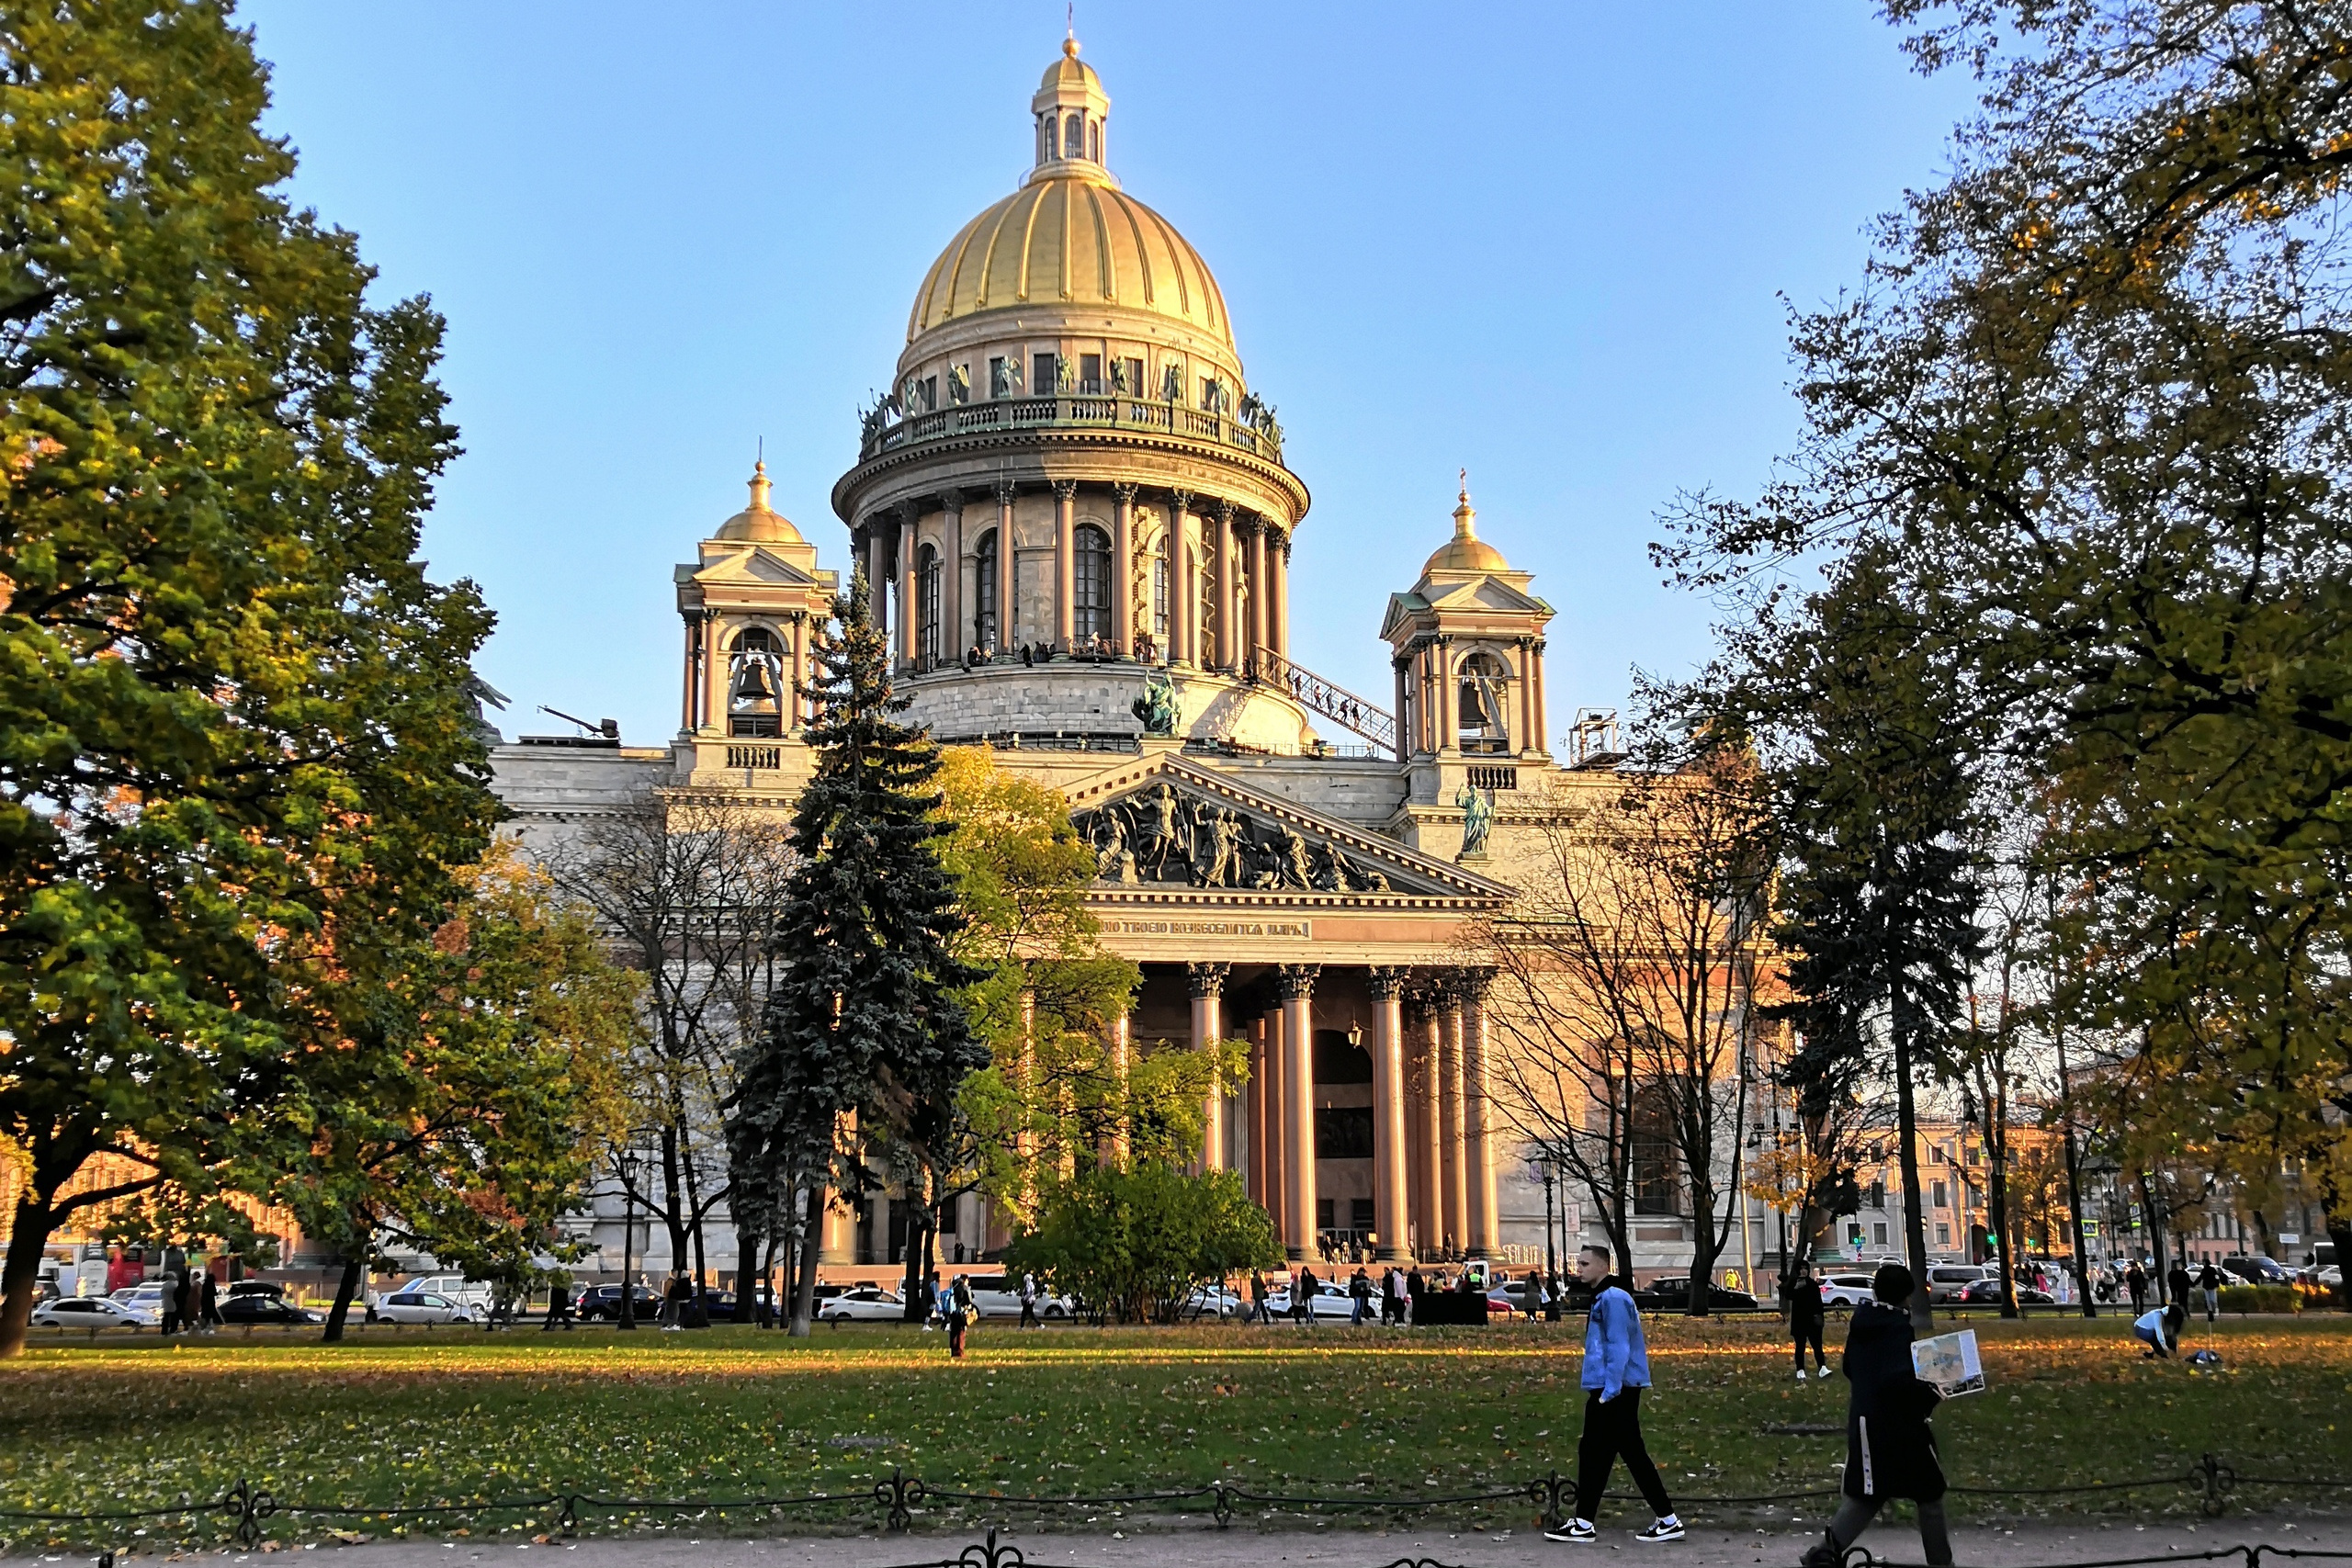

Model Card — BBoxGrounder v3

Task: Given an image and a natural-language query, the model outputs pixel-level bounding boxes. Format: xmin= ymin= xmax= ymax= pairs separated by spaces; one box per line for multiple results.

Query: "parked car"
xmin=1635 ymin=1277 xmax=1760 ymax=1312
xmin=956 ymin=1274 xmax=1072 ymax=1320
xmin=33 ymin=1296 xmax=155 ymax=1330
xmin=1263 ymin=1282 xmax=1356 ymax=1320
xmin=572 ymin=1283 xmax=663 ymax=1322
xmin=221 ymin=1294 xmax=322 ymax=1326
xmin=1183 ymin=1283 xmax=1247 ymax=1320
xmin=1925 ymin=1264 xmax=1987 ymax=1303
xmin=111 ymin=1282 xmax=169 ymax=1316
xmin=225 ymin=1280 xmax=287 ymax=1301
xmin=2222 ymin=1254 xmax=2292 ymax=1285
xmin=379 ymin=1273 xmax=494 ymax=1314
xmin=818 ymin=1286 xmax=909 ymax=1324
xmin=1818 ymin=1272 xmax=1880 ymax=1309
xmin=372 ymin=1289 xmax=480 ymax=1325
xmin=1955 ymin=1277 xmax=2053 ymax=1306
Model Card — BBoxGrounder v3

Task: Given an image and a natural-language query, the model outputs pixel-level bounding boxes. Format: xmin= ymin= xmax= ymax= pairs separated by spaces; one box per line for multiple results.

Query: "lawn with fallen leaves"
xmin=2 ymin=1314 xmax=2345 ymax=1548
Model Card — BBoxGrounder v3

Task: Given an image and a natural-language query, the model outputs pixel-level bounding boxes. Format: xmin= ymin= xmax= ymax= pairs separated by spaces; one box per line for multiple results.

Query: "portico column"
xmin=1107 ymin=1010 xmax=1133 ymax=1167
xmin=1416 ymin=996 xmax=1443 ymax=1258
xmin=1188 ymin=964 xmax=1228 ymax=1172
xmin=786 ymin=612 xmax=807 ymax=730
xmin=1112 ymin=483 xmax=1136 ymax=656
xmin=1168 ymin=490 xmax=1194 ymax=666
xmin=1277 ymin=964 xmax=1320 ymax=1261
xmin=1367 ymin=966 xmax=1412 ymax=1263
xmin=1214 ymin=502 xmax=1238 ymax=669
xmin=680 ymin=614 xmax=697 ymax=734
xmin=1440 ymin=983 xmax=1467 ymax=1254
xmin=897 ymin=503 xmax=919 ymax=671
xmin=1244 ymin=516 xmax=1267 ymax=669
xmin=1515 ymin=637 xmax=1534 ymax=756
xmin=820 ymin=1110 xmax=859 ymax=1264
xmin=1053 ymin=479 xmax=1077 ymax=652
xmin=1393 ymin=658 xmax=1411 ymax=760
xmin=941 ymin=492 xmax=965 ymax=665
xmin=1462 ymin=969 xmax=1498 ymax=1257
xmin=994 ymin=480 xmax=1018 ymax=654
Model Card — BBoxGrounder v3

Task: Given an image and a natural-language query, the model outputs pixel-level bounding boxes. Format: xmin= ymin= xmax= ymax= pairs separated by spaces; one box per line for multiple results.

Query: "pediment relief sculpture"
xmin=1072 ymin=780 xmax=1395 ymax=893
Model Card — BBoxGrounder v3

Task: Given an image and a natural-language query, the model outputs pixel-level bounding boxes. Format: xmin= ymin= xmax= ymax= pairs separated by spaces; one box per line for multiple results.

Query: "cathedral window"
xmin=1073 ymin=524 xmax=1112 ymax=641
xmin=916 ymin=545 xmax=942 ymax=665
xmin=973 ymin=530 xmax=1000 ymax=652
xmin=1065 ymin=111 xmax=1084 ymax=158
xmin=727 ymin=626 xmax=782 ymax=738
xmin=1079 ymin=353 xmax=1102 ymax=394
xmin=989 ymin=355 xmax=1010 ymax=399
xmin=1119 ymin=356 xmax=1143 ymax=396
xmin=1034 ymin=352 xmax=1058 ymax=398
xmin=1152 ymin=549 xmax=1169 ymax=641
xmin=1088 ymin=118 xmax=1100 ymax=162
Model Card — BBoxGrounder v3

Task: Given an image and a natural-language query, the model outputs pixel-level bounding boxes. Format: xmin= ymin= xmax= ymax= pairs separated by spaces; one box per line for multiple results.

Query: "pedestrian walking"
xmin=2125 ymin=1259 xmax=2148 ymax=1316
xmin=1350 ymin=1268 xmax=1371 ymax=1325
xmin=1789 ymin=1259 xmax=1829 ymax=1380
xmin=2166 ymin=1259 xmax=2192 ymax=1314
xmin=1018 ymin=1272 xmax=1041 ymax=1329
xmin=1544 ymin=1245 xmax=1681 ymax=1544
xmin=198 ymin=1269 xmax=222 ymax=1333
xmin=947 ymin=1276 xmax=974 ymax=1359
xmin=543 ymin=1272 xmax=576 ymax=1332
xmin=175 ymin=1269 xmax=197 ymax=1337
xmin=1249 ymin=1269 xmax=1269 ymax=1325
xmin=1797 ymin=1263 xmax=1951 ymax=1568
xmin=1294 ymin=1265 xmax=1319 ymax=1327
xmin=2198 ymin=1261 xmax=2221 ymax=1323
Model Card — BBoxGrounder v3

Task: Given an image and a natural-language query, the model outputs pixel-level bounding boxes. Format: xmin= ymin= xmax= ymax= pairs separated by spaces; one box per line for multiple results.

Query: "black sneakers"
xmin=1634 ymin=1517 xmax=1685 ymax=1542
xmin=1544 ymin=1518 xmax=1597 ymax=1543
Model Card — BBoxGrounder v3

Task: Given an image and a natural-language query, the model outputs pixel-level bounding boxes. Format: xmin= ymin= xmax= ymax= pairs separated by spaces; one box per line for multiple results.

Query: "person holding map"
xmin=1799 ymin=1263 xmax=1951 ymax=1568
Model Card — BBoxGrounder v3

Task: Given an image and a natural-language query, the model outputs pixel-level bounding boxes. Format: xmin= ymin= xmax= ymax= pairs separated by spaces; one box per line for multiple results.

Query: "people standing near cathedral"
xmin=1798 ymin=1264 xmax=1951 ymax=1568
xmin=2166 ymin=1258 xmax=2193 ymax=1314
xmin=2198 ymin=1260 xmax=2221 ymax=1323
xmin=1018 ymin=1272 xmax=1041 ymax=1329
xmin=157 ymin=1268 xmax=180 ymax=1337
xmin=947 ymin=1275 xmax=974 ymax=1359
xmin=1789 ymin=1260 xmax=1829 ymax=1380
xmin=1349 ymin=1268 xmax=1371 ymax=1325
xmin=198 ymin=1268 xmax=221 ymax=1333
xmin=1545 ymin=1245 xmax=1681 ymax=1543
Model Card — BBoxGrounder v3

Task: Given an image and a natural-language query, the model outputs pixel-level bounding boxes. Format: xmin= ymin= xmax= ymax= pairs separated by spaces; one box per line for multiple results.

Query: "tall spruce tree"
xmin=729 ymin=571 xmax=984 ymax=1335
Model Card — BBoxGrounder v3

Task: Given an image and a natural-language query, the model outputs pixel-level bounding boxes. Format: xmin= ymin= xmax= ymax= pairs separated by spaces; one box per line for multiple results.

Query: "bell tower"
xmin=673 ymin=459 xmax=839 ymax=787
xmin=1377 ymin=479 xmax=1554 ymax=851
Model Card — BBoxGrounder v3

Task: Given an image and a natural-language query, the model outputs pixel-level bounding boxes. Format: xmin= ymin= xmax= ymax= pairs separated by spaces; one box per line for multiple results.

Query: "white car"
xmin=1184 ymin=1284 xmax=1247 ymax=1319
xmin=372 ymin=1289 xmax=480 ymax=1325
xmin=819 ymin=1286 xmax=909 ymax=1323
xmin=1926 ymin=1264 xmax=1986 ymax=1304
xmin=111 ymin=1283 xmax=169 ymax=1316
xmin=379 ymin=1273 xmax=493 ymax=1314
xmin=954 ymin=1274 xmax=1070 ymax=1320
xmin=1263 ymin=1282 xmax=1357 ymax=1320
xmin=1819 ymin=1273 xmax=1879 ymax=1308
xmin=35 ymin=1296 xmax=156 ymax=1330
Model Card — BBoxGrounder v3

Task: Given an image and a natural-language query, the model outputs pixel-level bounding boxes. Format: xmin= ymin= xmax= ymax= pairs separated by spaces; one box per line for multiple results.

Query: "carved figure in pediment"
xmin=1088 ymin=804 xmax=1137 ymax=884
xmin=1271 ymin=821 xmax=1317 ymax=889
xmin=1306 ymin=842 xmax=1343 ymax=892
xmin=1127 ymin=781 xmax=1184 ymax=876
xmin=1191 ymin=804 xmax=1243 ymax=887
xmin=1340 ymin=856 xmax=1391 ymax=893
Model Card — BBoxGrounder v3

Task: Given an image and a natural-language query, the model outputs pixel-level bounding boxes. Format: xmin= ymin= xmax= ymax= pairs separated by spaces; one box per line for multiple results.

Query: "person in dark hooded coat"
xmin=1800 ymin=1263 xmax=1951 ymax=1568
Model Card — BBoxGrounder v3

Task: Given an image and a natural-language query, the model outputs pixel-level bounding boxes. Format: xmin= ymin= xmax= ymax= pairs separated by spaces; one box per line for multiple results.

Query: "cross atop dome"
xmin=1030 ymin=31 xmax=1112 ymax=184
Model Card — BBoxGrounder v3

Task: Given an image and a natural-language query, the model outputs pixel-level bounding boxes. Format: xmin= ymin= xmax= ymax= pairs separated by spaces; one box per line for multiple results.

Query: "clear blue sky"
xmin=235 ymin=2 xmax=1974 ymax=747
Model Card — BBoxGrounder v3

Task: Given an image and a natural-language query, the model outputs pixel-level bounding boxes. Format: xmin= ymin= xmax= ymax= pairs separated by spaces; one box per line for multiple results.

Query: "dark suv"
xmin=573 ymin=1283 xmax=662 ymax=1321
xmin=1634 ymin=1276 xmax=1759 ymax=1312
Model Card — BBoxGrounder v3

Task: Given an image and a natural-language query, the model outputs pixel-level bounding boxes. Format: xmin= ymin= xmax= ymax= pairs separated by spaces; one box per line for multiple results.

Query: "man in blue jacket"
xmin=1545 ymin=1245 xmax=1682 ymax=1543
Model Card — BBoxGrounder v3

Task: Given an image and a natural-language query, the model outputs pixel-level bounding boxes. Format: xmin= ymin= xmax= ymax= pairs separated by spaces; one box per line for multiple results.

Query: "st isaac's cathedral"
xmin=494 ymin=39 xmax=1648 ymax=1276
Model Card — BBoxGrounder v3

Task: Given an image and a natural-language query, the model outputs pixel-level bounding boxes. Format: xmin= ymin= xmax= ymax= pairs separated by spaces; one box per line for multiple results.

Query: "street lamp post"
xmin=1540 ymin=1154 xmax=1557 ymax=1292
xmin=617 ymin=1145 xmax=640 ymax=1332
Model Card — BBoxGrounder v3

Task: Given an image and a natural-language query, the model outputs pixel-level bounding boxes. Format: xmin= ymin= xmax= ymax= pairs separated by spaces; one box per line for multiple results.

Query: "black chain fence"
xmin=6 ymin=1451 xmax=2352 ymax=1551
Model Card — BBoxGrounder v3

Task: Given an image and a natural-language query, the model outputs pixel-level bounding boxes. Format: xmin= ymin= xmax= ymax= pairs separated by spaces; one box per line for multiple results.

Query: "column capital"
xmin=1365 ymin=965 xmax=1412 ymax=1000
xmin=1186 ymin=961 xmax=1230 ymax=998
xmin=1448 ymin=966 xmax=1496 ymax=1003
xmin=1051 ymin=479 xmax=1080 ymax=502
xmin=894 ymin=497 xmax=921 ymax=525
xmin=993 ymin=479 xmax=1018 ymax=507
xmin=1235 ymin=512 xmax=1263 ymax=538
xmin=1275 ymin=962 xmax=1321 ymax=999
xmin=1111 ymin=480 xmax=1139 ymax=504
xmin=939 ymin=489 xmax=966 ymax=516
xmin=1168 ymin=487 xmax=1193 ymax=513
xmin=1216 ymin=498 xmax=1237 ymax=525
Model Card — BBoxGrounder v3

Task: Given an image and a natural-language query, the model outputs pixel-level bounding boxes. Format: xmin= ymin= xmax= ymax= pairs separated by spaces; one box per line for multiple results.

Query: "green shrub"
xmin=1004 ymin=1162 xmax=1281 ymax=1324
xmin=2216 ymin=1282 xmax=2301 ymax=1314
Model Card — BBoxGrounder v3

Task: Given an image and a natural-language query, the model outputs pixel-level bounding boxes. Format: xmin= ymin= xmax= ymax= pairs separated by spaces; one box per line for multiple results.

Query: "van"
xmin=1926 ymin=1264 xmax=1985 ymax=1303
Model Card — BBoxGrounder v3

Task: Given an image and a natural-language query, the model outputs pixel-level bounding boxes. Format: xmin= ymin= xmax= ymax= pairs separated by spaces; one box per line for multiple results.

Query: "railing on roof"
xmin=858 ymin=393 xmax=1285 ymax=467
xmin=1253 ymin=645 xmax=1398 ymax=759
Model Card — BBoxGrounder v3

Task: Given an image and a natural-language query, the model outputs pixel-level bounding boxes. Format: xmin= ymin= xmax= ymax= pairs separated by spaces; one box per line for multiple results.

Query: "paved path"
xmin=105 ymin=1516 xmax=2351 ymax=1568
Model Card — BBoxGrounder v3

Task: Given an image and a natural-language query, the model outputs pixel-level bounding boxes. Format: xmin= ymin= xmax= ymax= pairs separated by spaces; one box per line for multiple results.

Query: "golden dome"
xmin=1040 ymin=34 xmax=1100 ymax=96
xmin=906 ymin=178 xmax=1232 ymax=348
xmin=1423 ymin=481 xmax=1509 ymax=575
xmin=715 ymin=460 xmax=801 ymax=544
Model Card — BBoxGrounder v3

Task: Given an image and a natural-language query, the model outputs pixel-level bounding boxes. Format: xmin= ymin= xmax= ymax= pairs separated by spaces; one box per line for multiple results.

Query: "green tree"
xmin=1004 ymin=1163 xmax=1279 ymax=1325
xmin=257 ymin=842 xmax=639 ymax=1341
xmin=730 ymin=573 xmax=985 ymax=1336
xmin=0 ymin=1 xmax=498 ymax=1357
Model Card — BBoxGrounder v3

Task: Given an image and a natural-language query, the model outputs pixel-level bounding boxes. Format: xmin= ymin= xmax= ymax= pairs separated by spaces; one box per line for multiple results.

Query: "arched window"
xmin=1066 ymin=112 xmax=1084 ymax=160
xmin=1088 ymin=118 xmax=1100 ymax=162
xmin=1151 ymin=547 xmax=1170 ymax=643
xmin=728 ymin=625 xmax=782 ymax=738
xmin=916 ymin=544 xmax=942 ymax=667
xmin=1457 ymin=649 xmax=1510 ymax=753
xmin=973 ymin=530 xmax=1000 ymax=653
xmin=1073 ymin=523 xmax=1113 ymax=643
